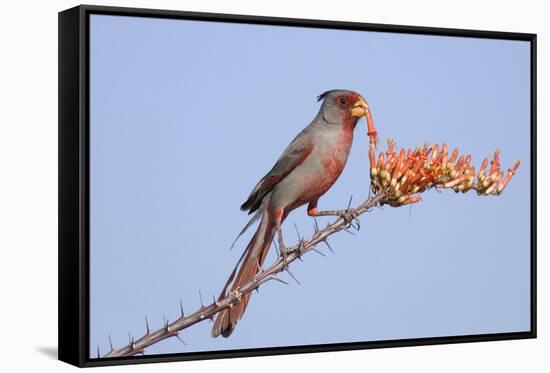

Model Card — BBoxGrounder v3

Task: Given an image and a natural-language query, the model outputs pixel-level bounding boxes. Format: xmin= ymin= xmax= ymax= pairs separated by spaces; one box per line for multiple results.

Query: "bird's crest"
xmin=316 ymin=90 xmax=332 ymax=102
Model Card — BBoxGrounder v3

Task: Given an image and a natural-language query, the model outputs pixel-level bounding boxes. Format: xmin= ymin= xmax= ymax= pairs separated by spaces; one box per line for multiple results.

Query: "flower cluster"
xmin=368 ymin=139 xmax=521 ymax=207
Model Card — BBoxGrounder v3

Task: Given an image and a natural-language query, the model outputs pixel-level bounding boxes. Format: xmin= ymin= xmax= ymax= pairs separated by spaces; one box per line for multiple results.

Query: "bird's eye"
xmin=339 ymin=98 xmax=348 ymax=105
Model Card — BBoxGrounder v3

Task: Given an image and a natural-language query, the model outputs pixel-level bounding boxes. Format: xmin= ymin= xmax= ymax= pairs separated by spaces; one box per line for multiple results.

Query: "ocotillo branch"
xmin=101 ymin=139 xmax=520 ymax=358
xmin=103 ymin=193 xmax=385 ymax=357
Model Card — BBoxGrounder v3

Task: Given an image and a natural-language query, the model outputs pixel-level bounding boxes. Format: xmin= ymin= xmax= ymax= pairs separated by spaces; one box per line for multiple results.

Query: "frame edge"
xmin=58 ymin=5 xmax=85 ymax=367
xmin=78 ymin=3 xmax=536 ymax=40
xmin=530 ymin=33 xmax=537 ymax=339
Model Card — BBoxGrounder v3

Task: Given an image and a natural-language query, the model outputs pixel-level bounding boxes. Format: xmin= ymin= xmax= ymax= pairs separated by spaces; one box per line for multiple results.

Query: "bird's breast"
xmin=321 ymin=147 xmax=348 ymax=178
xmin=320 ymin=127 xmax=353 ymax=178
xmin=297 ymin=128 xmax=353 ymax=199
xmin=270 ymin=126 xmax=354 ymax=212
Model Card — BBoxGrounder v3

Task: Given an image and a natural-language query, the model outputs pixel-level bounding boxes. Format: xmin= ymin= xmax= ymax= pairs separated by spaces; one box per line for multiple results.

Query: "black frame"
xmin=59 ymin=4 xmax=537 ymax=368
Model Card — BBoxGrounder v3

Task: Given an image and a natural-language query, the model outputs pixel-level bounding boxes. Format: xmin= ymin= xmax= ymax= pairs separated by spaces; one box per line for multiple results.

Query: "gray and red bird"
xmin=212 ymin=89 xmax=374 ymax=338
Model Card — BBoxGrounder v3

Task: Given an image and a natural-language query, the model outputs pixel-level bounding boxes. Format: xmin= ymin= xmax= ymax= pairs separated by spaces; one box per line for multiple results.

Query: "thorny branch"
xmin=102 ymin=193 xmax=386 ymax=358
xmin=101 ymin=139 xmax=520 ymax=358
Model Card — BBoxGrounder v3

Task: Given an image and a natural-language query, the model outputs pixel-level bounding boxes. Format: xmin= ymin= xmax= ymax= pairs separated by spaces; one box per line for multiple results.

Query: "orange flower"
xmin=371 ymin=139 xmax=520 ymax=207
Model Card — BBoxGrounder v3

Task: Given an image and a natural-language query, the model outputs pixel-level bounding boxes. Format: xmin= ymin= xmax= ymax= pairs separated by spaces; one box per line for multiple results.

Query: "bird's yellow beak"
xmin=350 ymin=97 xmax=369 ymax=117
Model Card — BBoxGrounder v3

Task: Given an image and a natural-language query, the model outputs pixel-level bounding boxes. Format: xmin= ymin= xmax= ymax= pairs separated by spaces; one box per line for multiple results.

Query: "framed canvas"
xmin=58 ymin=4 xmax=537 ymax=368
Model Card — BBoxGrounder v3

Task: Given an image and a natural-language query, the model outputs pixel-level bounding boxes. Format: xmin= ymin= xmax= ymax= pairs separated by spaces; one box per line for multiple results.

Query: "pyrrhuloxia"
xmin=212 ymin=89 xmax=372 ymax=337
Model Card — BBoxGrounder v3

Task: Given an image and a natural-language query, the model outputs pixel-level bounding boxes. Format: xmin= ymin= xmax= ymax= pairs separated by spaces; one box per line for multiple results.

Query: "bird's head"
xmin=316 ymin=89 xmax=369 ymax=126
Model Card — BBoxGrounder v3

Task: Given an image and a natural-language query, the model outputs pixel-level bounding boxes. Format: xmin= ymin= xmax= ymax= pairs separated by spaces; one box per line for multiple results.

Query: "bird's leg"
xmin=274 ymin=209 xmax=290 ymax=267
xmin=307 ymin=200 xmax=360 ymax=230
xmin=276 ymin=223 xmax=288 ymax=263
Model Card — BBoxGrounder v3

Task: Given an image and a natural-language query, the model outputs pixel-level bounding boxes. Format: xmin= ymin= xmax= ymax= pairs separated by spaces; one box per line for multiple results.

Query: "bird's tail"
xmin=211 ymin=206 xmax=275 ymax=338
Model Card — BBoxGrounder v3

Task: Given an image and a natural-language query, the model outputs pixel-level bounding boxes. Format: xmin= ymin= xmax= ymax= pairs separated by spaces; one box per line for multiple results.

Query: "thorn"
xmin=179 ymin=299 xmax=185 ymax=318
xmin=285 ymin=267 xmax=301 ymax=285
xmin=313 ymin=217 xmax=319 ymax=233
xmin=108 ymin=335 xmax=114 ymax=352
xmin=97 ymin=346 xmax=100 ymax=359
xmin=213 ymin=294 xmax=221 ymax=307
xmin=198 ymin=290 xmax=205 ymax=308
xmin=174 ymin=332 xmax=187 ymax=346
xmin=145 ymin=316 xmax=150 ymax=334
xmin=312 ymin=247 xmax=326 ymax=257
xmin=271 ymin=275 xmax=290 ymax=286
xmin=344 ymin=228 xmax=356 ymax=236
xmin=255 ymin=286 xmax=260 ymax=293
xmin=323 ymin=239 xmax=335 ymax=254
xmin=347 ymin=195 xmax=354 ymax=209
xmin=293 ymin=222 xmax=301 ymax=241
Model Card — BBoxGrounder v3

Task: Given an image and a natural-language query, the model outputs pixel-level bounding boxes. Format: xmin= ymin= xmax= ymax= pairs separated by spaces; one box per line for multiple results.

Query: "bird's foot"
xmin=278 ymin=239 xmax=290 ymax=268
xmin=339 ymin=208 xmax=361 ymax=230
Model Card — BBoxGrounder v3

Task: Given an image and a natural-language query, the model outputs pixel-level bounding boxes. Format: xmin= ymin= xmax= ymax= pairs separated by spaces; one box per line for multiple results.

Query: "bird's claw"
xmin=340 ymin=208 xmax=360 ymax=230
xmin=278 ymin=240 xmax=290 ymax=268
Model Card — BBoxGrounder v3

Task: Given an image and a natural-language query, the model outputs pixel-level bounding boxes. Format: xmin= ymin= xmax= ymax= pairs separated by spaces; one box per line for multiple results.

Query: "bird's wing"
xmin=241 ymin=137 xmax=314 ymax=213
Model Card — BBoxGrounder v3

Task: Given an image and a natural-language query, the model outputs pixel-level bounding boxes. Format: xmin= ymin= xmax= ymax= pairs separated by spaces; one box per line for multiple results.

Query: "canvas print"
xmin=88 ymin=14 xmax=531 ymax=358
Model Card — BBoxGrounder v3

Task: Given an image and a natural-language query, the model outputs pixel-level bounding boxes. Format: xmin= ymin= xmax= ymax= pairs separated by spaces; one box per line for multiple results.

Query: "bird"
xmin=211 ymin=89 xmax=372 ymax=338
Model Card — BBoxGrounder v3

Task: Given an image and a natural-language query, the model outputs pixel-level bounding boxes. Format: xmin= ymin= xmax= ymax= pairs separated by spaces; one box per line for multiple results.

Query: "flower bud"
xmin=449 ymin=148 xmax=459 ymax=163
xmin=430 ymin=144 xmax=439 ymax=162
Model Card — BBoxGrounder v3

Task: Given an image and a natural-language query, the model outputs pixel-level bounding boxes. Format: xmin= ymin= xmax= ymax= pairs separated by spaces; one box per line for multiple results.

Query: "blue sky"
xmin=89 ymin=14 xmax=531 ymax=357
